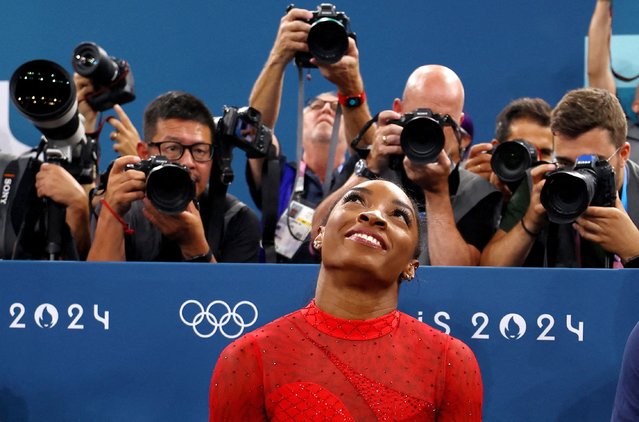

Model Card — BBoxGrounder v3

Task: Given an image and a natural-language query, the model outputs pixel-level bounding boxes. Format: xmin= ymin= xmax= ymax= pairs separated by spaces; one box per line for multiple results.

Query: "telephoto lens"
xmin=10 ymin=59 xmax=84 ymax=149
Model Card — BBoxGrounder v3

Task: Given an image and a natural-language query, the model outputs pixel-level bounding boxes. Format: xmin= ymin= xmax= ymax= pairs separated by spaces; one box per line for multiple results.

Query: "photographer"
xmin=87 ymin=91 xmax=260 ymax=263
xmin=246 ymin=5 xmax=373 ymax=263
xmin=481 ymin=88 xmax=639 ymax=268
xmin=312 ymin=65 xmax=503 ymax=266
xmin=463 ymin=97 xmax=553 ymax=202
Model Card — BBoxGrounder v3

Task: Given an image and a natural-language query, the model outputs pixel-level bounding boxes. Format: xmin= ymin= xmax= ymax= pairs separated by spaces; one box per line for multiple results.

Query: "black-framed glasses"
xmin=148 ymin=141 xmax=213 ymax=162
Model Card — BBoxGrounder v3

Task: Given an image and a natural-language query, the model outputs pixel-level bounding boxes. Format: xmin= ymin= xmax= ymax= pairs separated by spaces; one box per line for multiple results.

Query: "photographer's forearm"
xmin=87 ymin=213 xmax=126 ymax=261
xmin=587 ymin=0 xmax=615 ymax=93
xmin=66 ymin=199 xmax=91 ymax=259
xmin=425 ymin=190 xmax=479 ymax=266
xmin=249 ymin=58 xmax=287 ymax=129
xmin=480 ymin=227 xmax=536 ymax=267
xmin=342 ymin=101 xmax=373 ymax=152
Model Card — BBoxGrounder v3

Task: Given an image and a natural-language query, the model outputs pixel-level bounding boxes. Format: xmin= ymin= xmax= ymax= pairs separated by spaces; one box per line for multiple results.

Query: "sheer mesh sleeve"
xmin=209 ymin=334 xmax=268 ymax=421
xmin=437 ymin=337 xmax=483 ymax=421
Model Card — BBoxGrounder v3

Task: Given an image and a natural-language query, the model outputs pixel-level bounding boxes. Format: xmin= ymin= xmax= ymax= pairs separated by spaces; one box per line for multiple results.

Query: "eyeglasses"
xmin=307 ymin=98 xmax=339 ymax=112
xmin=555 ymin=145 xmax=622 ymax=170
xmin=148 ymin=141 xmax=213 ymax=162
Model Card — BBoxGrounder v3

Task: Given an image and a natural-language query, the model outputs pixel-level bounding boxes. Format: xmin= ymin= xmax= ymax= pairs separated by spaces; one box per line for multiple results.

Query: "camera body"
xmin=215 ymin=106 xmax=272 ymax=159
xmin=388 ymin=108 xmax=455 ymax=164
xmin=125 ymin=155 xmax=195 ymax=215
xmin=490 ymin=139 xmax=540 ymax=184
xmin=72 ymin=42 xmax=136 ymax=112
xmin=292 ymin=3 xmax=352 ymax=68
xmin=541 ymin=154 xmax=616 ymax=224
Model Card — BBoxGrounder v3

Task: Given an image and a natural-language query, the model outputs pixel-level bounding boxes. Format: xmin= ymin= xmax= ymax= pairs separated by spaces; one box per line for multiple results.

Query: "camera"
xmin=388 ymin=108 xmax=458 ymax=164
xmin=215 ymin=106 xmax=273 ymax=159
xmin=125 ymin=155 xmax=195 ymax=214
xmin=10 ymin=59 xmax=96 ymax=184
xmin=291 ymin=3 xmax=352 ymax=68
xmin=490 ymin=139 xmax=540 ymax=183
xmin=540 ymin=155 xmax=616 ymax=224
xmin=72 ymin=42 xmax=135 ymax=112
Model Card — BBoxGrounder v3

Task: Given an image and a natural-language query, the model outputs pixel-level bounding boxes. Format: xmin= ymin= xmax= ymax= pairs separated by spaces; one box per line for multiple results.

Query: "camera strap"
xmin=293 ymin=66 xmax=343 ymax=198
xmin=293 ymin=66 xmax=306 ymax=196
xmin=0 ymin=158 xmax=20 ymax=259
xmin=323 ymin=104 xmax=342 ymax=197
xmin=261 ymin=144 xmax=280 ymax=263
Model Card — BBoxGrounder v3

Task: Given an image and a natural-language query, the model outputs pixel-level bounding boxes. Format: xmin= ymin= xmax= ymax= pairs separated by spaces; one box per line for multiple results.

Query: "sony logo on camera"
xmin=0 ymin=173 xmax=14 ymax=205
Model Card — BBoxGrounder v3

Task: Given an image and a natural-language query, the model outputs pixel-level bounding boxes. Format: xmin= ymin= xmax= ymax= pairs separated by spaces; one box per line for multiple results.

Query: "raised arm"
xmin=587 ymin=0 xmax=616 ymax=94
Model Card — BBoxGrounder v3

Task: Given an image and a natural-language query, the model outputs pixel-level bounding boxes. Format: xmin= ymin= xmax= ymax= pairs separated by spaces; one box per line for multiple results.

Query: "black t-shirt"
xmin=123 ymin=192 xmax=260 ymax=262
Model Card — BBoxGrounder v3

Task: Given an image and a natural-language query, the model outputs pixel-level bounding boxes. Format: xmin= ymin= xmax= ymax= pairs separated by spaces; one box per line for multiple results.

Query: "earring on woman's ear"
xmin=402 ymin=271 xmax=415 ymax=281
xmin=313 ymin=237 xmax=322 ymax=251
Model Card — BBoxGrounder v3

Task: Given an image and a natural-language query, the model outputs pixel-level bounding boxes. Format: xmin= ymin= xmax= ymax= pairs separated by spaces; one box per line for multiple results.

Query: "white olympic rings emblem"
xmin=179 ymin=300 xmax=259 ymax=339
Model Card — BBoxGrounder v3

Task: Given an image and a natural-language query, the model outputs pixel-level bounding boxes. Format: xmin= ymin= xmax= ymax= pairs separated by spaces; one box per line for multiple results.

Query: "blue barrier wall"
xmin=1 ymin=1 xmax=637 ymax=210
xmin=1 ymin=262 xmax=638 ymax=421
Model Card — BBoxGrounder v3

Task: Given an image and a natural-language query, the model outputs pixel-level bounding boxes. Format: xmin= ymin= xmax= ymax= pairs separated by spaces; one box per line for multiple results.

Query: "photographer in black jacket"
xmin=88 ymin=91 xmax=260 ymax=263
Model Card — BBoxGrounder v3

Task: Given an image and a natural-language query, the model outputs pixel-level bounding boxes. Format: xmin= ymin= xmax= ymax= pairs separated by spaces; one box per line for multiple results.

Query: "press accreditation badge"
xmin=274 ymin=200 xmax=315 ymax=259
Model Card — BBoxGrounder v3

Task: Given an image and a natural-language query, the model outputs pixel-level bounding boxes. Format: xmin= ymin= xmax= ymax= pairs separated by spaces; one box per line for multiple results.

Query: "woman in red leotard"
xmin=210 ymin=179 xmax=483 ymax=421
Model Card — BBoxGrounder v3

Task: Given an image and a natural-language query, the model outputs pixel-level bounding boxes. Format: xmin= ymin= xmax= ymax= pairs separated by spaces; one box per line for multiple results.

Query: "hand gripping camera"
xmin=291 ymin=3 xmax=353 ymax=68
xmin=490 ymin=139 xmax=541 ymax=184
xmin=540 ymin=155 xmax=616 ymax=224
xmin=388 ymin=108 xmax=460 ymax=164
xmin=125 ymin=156 xmax=195 ymax=214
xmin=7 ymin=59 xmax=98 ymax=259
xmin=215 ymin=106 xmax=273 ymax=159
xmin=72 ymin=42 xmax=135 ymax=111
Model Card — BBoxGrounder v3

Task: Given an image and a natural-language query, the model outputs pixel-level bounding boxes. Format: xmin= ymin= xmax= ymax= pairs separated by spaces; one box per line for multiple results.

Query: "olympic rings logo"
xmin=179 ymin=300 xmax=259 ymax=339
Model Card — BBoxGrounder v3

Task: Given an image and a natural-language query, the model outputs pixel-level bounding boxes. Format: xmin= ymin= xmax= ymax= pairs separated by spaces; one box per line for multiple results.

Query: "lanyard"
xmin=620 ymin=164 xmax=628 ymax=211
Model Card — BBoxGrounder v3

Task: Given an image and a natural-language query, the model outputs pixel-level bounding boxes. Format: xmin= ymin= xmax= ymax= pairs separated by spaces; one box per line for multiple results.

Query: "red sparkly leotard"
xmin=210 ymin=301 xmax=482 ymax=421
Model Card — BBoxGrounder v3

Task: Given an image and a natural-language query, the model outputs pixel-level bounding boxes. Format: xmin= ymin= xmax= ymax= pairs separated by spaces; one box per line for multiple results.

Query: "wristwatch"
xmin=354 ymin=159 xmax=379 ymax=180
xmin=183 ymin=249 xmax=213 ymax=263
xmin=338 ymin=91 xmax=366 ymax=108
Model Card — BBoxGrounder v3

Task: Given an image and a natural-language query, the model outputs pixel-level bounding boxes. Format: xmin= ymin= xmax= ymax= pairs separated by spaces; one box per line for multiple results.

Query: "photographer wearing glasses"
xmin=245 ymin=5 xmax=373 ymax=263
xmin=88 ymin=91 xmax=260 ymax=263
xmin=481 ymin=88 xmax=639 ymax=268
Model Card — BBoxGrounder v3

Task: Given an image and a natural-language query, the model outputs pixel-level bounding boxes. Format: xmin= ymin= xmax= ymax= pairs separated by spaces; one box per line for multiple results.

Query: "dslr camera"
xmin=125 ymin=155 xmax=195 ymax=215
xmin=490 ymin=139 xmax=540 ymax=184
xmin=291 ymin=3 xmax=353 ymax=68
xmin=72 ymin=42 xmax=136 ymax=111
xmin=215 ymin=106 xmax=273 ymax=159
xmin=540 ymin=155 xmax=616 ymax=224
xmin=388 ymin=108 xmax=459 ymax=164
